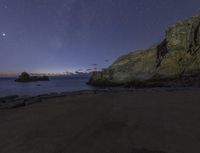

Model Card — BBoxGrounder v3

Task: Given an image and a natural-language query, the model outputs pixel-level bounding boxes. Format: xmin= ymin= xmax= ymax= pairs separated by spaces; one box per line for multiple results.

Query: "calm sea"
xmin=0 ymin=77 xmax=95 ymax=97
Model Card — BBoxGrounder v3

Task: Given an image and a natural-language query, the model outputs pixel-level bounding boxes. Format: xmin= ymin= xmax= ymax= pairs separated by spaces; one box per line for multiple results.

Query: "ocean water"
xmin=0 ymin=77 xmax=95 ymax=97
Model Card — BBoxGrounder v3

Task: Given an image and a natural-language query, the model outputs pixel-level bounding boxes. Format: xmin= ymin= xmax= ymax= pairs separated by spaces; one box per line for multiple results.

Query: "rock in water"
xmin=88 ymin=14 xmax=200 ymax=87
xmin=15 ymin=72 xmax=49 ymax=82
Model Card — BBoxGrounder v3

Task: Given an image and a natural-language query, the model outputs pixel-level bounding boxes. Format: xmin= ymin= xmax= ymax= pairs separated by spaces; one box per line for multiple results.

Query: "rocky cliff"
xmin=88 ymin=14 xmax=200 ymax=87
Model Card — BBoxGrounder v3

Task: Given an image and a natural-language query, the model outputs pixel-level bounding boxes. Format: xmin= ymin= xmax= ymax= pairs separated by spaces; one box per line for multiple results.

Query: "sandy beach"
xmin=0 ymin=89 xmax=200 ymax=153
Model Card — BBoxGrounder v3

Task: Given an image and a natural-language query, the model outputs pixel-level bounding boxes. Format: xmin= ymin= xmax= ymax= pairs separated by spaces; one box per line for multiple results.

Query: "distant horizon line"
xmin=0 ymin=71 xmax=95 ymax=77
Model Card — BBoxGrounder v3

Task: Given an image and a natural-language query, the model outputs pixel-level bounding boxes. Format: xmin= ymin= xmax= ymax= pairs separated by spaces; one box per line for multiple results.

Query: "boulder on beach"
xmin=88 ymin=14 xmax=200 ymax=87
xmin=15 ymin=72 xmax=49 ymax=82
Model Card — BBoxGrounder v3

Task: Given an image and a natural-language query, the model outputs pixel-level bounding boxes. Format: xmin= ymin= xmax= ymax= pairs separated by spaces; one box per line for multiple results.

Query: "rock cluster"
xmin=0 ymin=95 xmax=41 ymax=109
xmin=15 ymin=72 xmax=49 ymax=82
xmin=0 ymin=91 xmax=94 ymax=109
xmin=0 ymin=93 xmax=63 ymax=109
xmin=88 ymin=14 xmax=200 ymax=87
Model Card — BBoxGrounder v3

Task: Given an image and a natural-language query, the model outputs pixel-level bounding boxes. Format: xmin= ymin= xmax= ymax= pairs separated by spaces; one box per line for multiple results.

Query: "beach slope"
xmin=0 ymin=89 xmax=200 ymax=153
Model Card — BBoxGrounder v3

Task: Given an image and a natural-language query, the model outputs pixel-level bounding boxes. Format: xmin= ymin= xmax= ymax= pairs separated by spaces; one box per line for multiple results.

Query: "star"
xmin=2 ymin=33 xmax=6 ymax=37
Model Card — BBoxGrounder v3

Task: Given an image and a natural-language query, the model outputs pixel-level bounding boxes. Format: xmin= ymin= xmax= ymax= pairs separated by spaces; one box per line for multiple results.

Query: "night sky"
xmin=0 ymin=0 xmax=200 ymax=74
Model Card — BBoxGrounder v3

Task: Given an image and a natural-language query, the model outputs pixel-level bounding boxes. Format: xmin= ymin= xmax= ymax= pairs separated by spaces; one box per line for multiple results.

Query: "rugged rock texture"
xmin=15 ymin=72 xmax=49 ymax=82
xmin=88 ymin=14 xmax=200 ymax=87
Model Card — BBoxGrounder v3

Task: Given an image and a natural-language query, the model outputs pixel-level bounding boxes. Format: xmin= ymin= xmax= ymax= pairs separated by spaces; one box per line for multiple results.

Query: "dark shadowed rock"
xmin=0 ymin=99 xmax=25 ymax=109
xmin=0 ymin=96 xmax=43 ymax=109
xmin=15 ymin=72 xmax=49 ymax=82
xmin=88 ymin=14 xmax=200 ymax=87
xmin=0 ymin=95 xmax=19 ymax=103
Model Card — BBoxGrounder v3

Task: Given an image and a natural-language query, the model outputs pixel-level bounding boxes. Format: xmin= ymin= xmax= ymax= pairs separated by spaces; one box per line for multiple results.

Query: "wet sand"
xmin=0 ymin=89 xmax=200 ymax=153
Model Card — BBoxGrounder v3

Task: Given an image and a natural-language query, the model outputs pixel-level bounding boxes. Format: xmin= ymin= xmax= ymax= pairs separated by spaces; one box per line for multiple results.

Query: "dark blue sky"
xmin=0 ymin=0 xmax=200 ymax=74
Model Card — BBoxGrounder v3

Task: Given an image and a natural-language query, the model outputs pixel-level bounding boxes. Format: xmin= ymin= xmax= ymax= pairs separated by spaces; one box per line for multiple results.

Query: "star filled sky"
xmin=0 ymin=0 xmax=200 ymax=74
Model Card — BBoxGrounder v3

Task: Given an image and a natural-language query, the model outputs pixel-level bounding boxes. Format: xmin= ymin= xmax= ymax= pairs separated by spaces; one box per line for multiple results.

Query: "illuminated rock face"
xmin=15 ymin=72 xmax=49 ymax=82
xmin=88 ymin=14 xmax=200 ymax=87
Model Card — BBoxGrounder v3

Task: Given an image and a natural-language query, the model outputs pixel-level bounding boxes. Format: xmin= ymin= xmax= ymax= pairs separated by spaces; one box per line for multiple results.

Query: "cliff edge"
xmin=88 ymin=14 xmax=200 ymax=87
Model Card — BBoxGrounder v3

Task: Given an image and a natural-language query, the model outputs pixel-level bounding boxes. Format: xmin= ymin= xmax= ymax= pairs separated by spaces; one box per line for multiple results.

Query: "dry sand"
xmin=0 ymin=89 xmax=200 ymax=153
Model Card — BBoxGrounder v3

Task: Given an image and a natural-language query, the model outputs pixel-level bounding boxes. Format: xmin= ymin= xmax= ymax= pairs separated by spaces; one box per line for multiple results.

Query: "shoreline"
xmin=1 ymin=87 xmax=200 ymax=109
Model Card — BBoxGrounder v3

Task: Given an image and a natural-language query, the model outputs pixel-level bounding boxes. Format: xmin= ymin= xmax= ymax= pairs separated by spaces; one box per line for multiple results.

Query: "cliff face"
xmin=88 ymin=14 xmax=200 ymax=87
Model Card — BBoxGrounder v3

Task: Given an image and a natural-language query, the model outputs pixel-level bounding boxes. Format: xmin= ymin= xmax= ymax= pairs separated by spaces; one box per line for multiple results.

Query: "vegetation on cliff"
xmin=88 ymin=14 xmax=200 ymax=87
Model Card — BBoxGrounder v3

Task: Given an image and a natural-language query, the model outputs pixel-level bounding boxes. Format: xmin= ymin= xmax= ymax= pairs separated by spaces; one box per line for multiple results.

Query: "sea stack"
xmin=88 ymin=14 xmax=200 ymax=87
xmin=15 ymin=72 xmax=49 ymax=82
